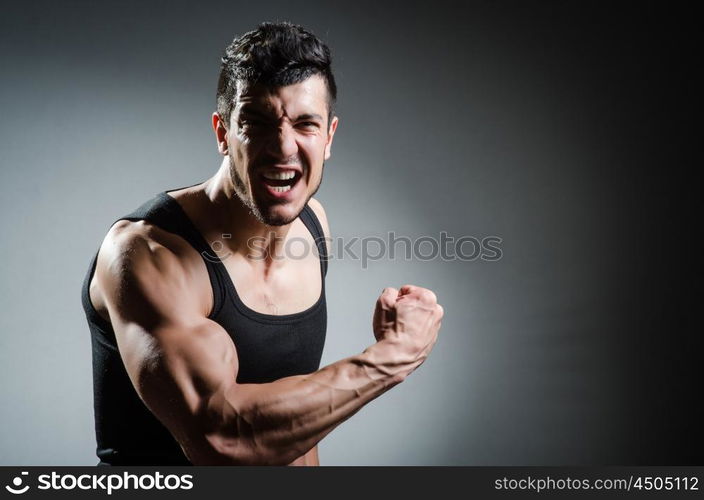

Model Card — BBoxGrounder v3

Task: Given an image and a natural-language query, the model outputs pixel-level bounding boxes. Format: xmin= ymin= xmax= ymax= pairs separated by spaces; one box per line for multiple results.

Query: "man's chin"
xmin=262 ymin=213 xmax=297 ymax=227
xmin=256 ymin=201 xmax=306 ymax=226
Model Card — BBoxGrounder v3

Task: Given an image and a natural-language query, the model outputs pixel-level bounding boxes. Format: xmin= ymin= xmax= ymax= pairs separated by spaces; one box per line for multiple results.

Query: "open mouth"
xmin=260 ymin=170 xmax=302 ymax=194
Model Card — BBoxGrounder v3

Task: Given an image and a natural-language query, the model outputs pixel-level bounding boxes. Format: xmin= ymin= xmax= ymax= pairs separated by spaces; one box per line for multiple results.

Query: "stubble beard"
xmin=227 ymin=152 xmax=324 ymax=227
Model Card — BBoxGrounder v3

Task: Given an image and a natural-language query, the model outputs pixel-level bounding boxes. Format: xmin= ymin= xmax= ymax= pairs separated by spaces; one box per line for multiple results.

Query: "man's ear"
xmin=212 ymin=112 xmax=229 ymax=155
xmin=324 ymin=116 xmax=339 ymax=160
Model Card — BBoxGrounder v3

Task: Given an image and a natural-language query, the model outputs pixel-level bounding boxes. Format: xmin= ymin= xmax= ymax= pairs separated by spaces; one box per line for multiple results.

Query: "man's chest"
xmin=221 ymin=250 xmax=322 ymax=316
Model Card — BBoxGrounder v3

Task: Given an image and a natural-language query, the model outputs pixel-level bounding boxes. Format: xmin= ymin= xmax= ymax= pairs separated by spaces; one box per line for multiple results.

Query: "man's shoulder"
xmin=97 ymin=219 xmax=202 ymax=289
xmin=104 ymin=219 xmax=182 ymax=257
xmin=307 ymin=197 xmax=330 ymax=239
xmin=94 ymin=218 xmax=211 ymax=319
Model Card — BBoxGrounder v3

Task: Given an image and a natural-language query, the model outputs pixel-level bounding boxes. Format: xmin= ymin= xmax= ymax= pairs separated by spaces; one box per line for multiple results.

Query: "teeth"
xmin=263 ymin=171 xmax=296 ymax=180
xmin=271 ymin=185 xmax=292 ymax=193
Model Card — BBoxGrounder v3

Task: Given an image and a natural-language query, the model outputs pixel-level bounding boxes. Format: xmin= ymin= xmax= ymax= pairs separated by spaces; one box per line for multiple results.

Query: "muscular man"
xmin=81 ymin=22 xmax=443 ymax=466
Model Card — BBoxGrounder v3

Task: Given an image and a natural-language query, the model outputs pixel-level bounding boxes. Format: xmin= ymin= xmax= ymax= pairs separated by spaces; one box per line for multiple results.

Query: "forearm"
xmin=201 ymin=339 xmax=417 ymax=464
xmin=288 ymin=445 xmax=318 ymax=466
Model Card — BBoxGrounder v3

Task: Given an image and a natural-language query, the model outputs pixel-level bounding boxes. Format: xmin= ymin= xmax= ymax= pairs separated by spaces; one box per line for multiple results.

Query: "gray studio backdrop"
xmin=1 ymin=1 xmax=698 ymax=465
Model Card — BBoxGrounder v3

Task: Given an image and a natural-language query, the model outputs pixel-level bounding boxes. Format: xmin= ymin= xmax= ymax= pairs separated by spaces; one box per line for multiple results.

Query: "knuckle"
xmin=419 ymin=289 xmax=436 ymax=303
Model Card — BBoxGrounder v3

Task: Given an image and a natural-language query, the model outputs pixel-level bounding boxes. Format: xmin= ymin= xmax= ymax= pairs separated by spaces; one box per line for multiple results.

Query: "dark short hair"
xmin=216 ymin=22 xmax=337 ymax=127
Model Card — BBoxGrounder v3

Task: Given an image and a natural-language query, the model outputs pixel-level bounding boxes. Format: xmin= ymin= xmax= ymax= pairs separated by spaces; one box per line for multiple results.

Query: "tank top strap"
xmin=299 ymin=203 xmax=329 ymax=278
xmin=112 ymin=190 xmax=228 ymax=318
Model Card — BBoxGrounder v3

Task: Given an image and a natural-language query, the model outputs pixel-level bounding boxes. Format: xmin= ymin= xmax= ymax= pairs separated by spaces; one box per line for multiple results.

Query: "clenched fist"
xmin=372 ymin=285 xmax=443 ymax=369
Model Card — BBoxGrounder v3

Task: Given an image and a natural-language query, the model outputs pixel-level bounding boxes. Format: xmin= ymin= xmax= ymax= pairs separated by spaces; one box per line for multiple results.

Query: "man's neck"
xmin=201 ymin=160 xmax=295 ymax=268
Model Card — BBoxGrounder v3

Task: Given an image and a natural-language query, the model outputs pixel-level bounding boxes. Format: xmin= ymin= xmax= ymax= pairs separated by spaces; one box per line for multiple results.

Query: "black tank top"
xmin=80 ymin=187 xmax=328 ymax=465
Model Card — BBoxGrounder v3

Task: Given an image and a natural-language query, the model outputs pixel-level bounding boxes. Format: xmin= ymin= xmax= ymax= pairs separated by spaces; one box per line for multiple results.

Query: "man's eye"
xmin=239 ymin=120 xmax=268 ymax=132
xmin=297 ymin=121 xmax=319 ymax=129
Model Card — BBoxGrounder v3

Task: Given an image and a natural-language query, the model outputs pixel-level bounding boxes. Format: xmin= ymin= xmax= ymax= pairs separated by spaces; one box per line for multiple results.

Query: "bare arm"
xmin=96 ymin=224 xmax=442 ymax=465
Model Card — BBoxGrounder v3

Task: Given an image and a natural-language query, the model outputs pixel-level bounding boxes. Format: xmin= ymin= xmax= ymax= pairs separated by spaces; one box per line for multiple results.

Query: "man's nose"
xmin=266 ymin=123 xmax=298 ymax=160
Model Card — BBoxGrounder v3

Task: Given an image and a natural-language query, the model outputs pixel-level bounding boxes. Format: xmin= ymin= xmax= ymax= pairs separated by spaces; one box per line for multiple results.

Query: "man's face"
xmin=222 ymin=74 xmax=338 ymax=226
